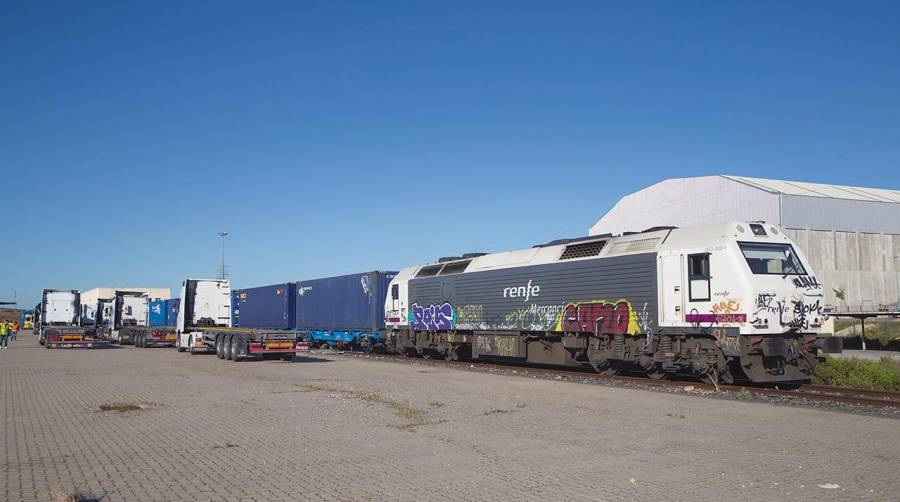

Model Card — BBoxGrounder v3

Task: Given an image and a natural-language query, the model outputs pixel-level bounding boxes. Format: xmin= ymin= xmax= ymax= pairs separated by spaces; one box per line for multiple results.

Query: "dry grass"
xmin=98 ymin=403 xmax=142 ymax=412
xmin=50 ymin=488 xmax=95 ymax=502
xmin=301 ymin=382 xmax=430 ymax=430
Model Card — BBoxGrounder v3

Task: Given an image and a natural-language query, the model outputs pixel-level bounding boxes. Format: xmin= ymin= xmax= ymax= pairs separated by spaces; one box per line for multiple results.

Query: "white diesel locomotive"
xmin=382 ymin=222 xmax=832 ymax=384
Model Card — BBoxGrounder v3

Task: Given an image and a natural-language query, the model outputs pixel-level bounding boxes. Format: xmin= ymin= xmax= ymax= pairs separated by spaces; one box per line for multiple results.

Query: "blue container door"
xmin=149 ymin=300 xmax=167 ymax=326
xmin=166 ymin=299 xmax=180 ymax=326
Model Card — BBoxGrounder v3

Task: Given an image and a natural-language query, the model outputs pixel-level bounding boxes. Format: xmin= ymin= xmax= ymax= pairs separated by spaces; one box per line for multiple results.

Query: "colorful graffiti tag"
xmin=409 ymin=302 xmax=454 ymax=330
xmin=686 ymin=298 xmax=747 ymax=324
xmin=554 ymin=300 xmax=641 ymax=335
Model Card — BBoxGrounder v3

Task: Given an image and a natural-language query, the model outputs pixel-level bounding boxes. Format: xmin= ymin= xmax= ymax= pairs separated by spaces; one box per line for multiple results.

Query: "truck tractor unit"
xmin=176 ymin=278 xmax=306 ymax=361
xmin=102 ymin=291 xmax=176 ymax=347
xmin=382 ymin=222 xmax=840 ymax=385
xmin=38 ymin=289 xmax=94 ymax=349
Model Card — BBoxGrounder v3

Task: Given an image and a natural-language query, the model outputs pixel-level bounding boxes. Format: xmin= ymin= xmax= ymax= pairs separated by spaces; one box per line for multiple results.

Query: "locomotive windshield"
xmin=738 ymin=242 xmax=806 ymax=275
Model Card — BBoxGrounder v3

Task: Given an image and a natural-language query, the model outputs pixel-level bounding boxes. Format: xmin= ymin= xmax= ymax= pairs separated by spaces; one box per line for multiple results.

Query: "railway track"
xmin=333 ymin=351 xmax=900 ymax=409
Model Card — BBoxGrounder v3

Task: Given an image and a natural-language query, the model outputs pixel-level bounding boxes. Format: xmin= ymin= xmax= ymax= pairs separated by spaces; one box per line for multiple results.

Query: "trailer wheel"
xmin=281 ymin=354 xmax=294 ymax=362
xmin=216 ymin=336 xmax=225 ymax=359
xmin=176 ymin=336 xmax=186 ymax=352
xmin=231 ymin=335 xmax=243 ymax=361
xmin=189 ymin=336 xmax=198 ymax=355
xmin=224 ymin=335 xmax=233 ymax=360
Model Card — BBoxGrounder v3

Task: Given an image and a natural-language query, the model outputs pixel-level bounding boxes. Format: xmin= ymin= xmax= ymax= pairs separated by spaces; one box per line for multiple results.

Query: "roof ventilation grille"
xmin=559 ymin=240 xmax=606 ymax=260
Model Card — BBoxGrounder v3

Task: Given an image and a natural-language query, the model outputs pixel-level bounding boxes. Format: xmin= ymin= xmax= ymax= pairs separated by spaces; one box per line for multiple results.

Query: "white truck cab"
xmin=176 ymin=279 xmax=232 ymax=353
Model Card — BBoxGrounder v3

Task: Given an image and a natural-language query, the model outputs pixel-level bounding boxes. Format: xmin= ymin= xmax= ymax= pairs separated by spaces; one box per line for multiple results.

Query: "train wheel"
xmin=601 ymin=361 xmax=623 ymax=376
xmin=646 ymin=366 xmax=667 ymax=380
xmin=700 ymin=368 xmax=733 ymax=387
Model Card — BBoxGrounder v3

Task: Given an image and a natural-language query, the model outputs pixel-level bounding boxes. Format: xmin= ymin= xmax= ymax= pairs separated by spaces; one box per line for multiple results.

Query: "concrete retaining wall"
xmin=785 ymin=228 xmax=900 ymax=310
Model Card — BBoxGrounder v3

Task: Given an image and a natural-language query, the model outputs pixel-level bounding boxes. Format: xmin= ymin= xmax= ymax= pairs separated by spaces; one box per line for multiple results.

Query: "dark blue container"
xmin=294 ymin=271 xmax=396 ymax=333
xmin=149 ymin=300 xmax=167 ymax=326
xmin=165 ymin=299 xmax=180 ymax=326
xmin=232 ymin=283 xmax=296 ymax=330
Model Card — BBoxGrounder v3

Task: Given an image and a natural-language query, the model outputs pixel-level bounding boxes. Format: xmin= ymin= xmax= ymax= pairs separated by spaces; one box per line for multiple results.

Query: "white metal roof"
xmin=722 ymin=175 xmax=900 ymax=203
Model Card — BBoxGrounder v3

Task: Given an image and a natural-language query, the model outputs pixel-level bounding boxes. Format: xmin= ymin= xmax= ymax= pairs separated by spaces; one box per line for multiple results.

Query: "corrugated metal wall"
xmin=589 ymin=176 xmax=780 ymax=236
xmin=781 ymin=195 xmax=900 ymax=233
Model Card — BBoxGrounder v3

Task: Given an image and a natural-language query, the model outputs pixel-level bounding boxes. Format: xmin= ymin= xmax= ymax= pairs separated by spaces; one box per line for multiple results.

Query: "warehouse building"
xmin=590 ymin=175 xmax=900 ymax=312
xmin=80 ymin=287 xmax=171 ymax=309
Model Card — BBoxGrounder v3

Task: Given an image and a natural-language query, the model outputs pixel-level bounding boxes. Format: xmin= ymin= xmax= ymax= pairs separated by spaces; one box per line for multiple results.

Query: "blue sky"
xmin=2 ymin=1 xmax=899 ymax=306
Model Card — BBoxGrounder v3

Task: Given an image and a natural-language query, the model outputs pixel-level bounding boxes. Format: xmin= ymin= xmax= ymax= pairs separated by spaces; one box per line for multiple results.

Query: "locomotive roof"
xmin=400 ymin=221 xmax=792 ymax=280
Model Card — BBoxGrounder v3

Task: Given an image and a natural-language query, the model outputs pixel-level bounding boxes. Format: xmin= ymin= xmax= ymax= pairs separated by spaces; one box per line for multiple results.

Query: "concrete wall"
xmin=785 ymin=228 xmax=900 ymax=311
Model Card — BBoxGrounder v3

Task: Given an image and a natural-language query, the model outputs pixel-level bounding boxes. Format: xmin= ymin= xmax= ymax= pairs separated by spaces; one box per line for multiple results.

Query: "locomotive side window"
xmin=688 ymin=253 xmax=711 ymax=301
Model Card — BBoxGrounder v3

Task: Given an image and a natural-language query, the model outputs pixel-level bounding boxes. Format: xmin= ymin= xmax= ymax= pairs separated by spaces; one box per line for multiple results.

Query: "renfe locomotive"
xmin=382 ymin=222 xmax=828 ymax=384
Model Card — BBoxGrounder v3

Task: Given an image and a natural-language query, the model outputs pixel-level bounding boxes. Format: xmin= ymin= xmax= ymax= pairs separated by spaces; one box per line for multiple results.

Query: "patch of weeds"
xmin=96 ymin=402 xmax=151 ymax=413
xmin=735 ymin=389 xmax=753 ymax=401
xmin=515 ymin=402 xmax=527 ymax=408
xmin=428 ymin=400 xmax=445 ymax=408
xmin=301 ymin=383 xmax=430 ymax=430
xmin=212 ymin=442 xmax=239 ymax=449
xmin=386 ymin=402 xmax=428 ymax=430
xmin=665 ymin=413 xmax=686 ymax=419
xmin=483 ymin=407 xmax=514 ymax=415
xmin=813 ymin=356 xmax=900 ymax=391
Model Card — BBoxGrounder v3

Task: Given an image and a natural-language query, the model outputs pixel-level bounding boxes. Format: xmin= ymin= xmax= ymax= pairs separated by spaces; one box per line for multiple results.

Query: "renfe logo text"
xmin=503 ymin=280 xmax=540 ymax=302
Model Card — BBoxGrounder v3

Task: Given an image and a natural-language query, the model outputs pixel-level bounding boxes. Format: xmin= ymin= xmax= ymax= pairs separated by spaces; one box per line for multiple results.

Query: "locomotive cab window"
xmin=688 ymin=253 xmax=711 ymax=301
xmin=391 ymin=284 xmax=399 ymax=300
xmin=738 ymin=242 xmax=806 ymax=275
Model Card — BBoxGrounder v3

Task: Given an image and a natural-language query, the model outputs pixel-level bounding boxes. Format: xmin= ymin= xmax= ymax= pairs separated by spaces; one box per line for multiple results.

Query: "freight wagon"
xmin=176 ymin=278 xmax=305 ymax=361
xmin=295 ymin=271 xmax=396 ymax=349
xmin=383 ymin=222 xmax=840 ymax=384
xmin=38 ymin=289 xmax=94 ymax=349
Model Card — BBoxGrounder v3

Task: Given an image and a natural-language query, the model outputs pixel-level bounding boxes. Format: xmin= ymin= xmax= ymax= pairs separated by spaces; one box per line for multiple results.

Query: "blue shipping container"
xmin=232 ymin=283 xmax=296 ymax=330
xmin=149 ymin=299 xmax=167 ymax=326
xmin=165 ymin=299 xmax=180 ymax=326
xmin=294 ymin=271 xmax=397 ymax=344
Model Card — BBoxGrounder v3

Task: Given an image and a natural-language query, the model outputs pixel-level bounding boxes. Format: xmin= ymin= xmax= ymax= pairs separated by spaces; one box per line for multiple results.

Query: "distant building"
xmin=590 ymin=175 xmax=900 ymax=311
xmin=80 ymin=287 xmax=171 ymax=310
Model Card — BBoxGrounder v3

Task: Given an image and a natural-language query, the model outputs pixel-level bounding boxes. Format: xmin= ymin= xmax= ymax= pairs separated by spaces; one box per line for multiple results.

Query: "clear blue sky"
xmin=2 ymin=1 xmax=899 ymax=306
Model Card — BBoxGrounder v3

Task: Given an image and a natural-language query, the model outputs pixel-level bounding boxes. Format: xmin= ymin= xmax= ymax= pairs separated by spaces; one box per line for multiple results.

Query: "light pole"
xmin=218 ymin=231 xmax=228 ymax=280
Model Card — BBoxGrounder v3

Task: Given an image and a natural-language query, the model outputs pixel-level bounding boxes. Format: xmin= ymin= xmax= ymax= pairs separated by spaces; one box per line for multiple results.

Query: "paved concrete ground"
xmin=1 ymin=334 xmax=898 ymax=502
